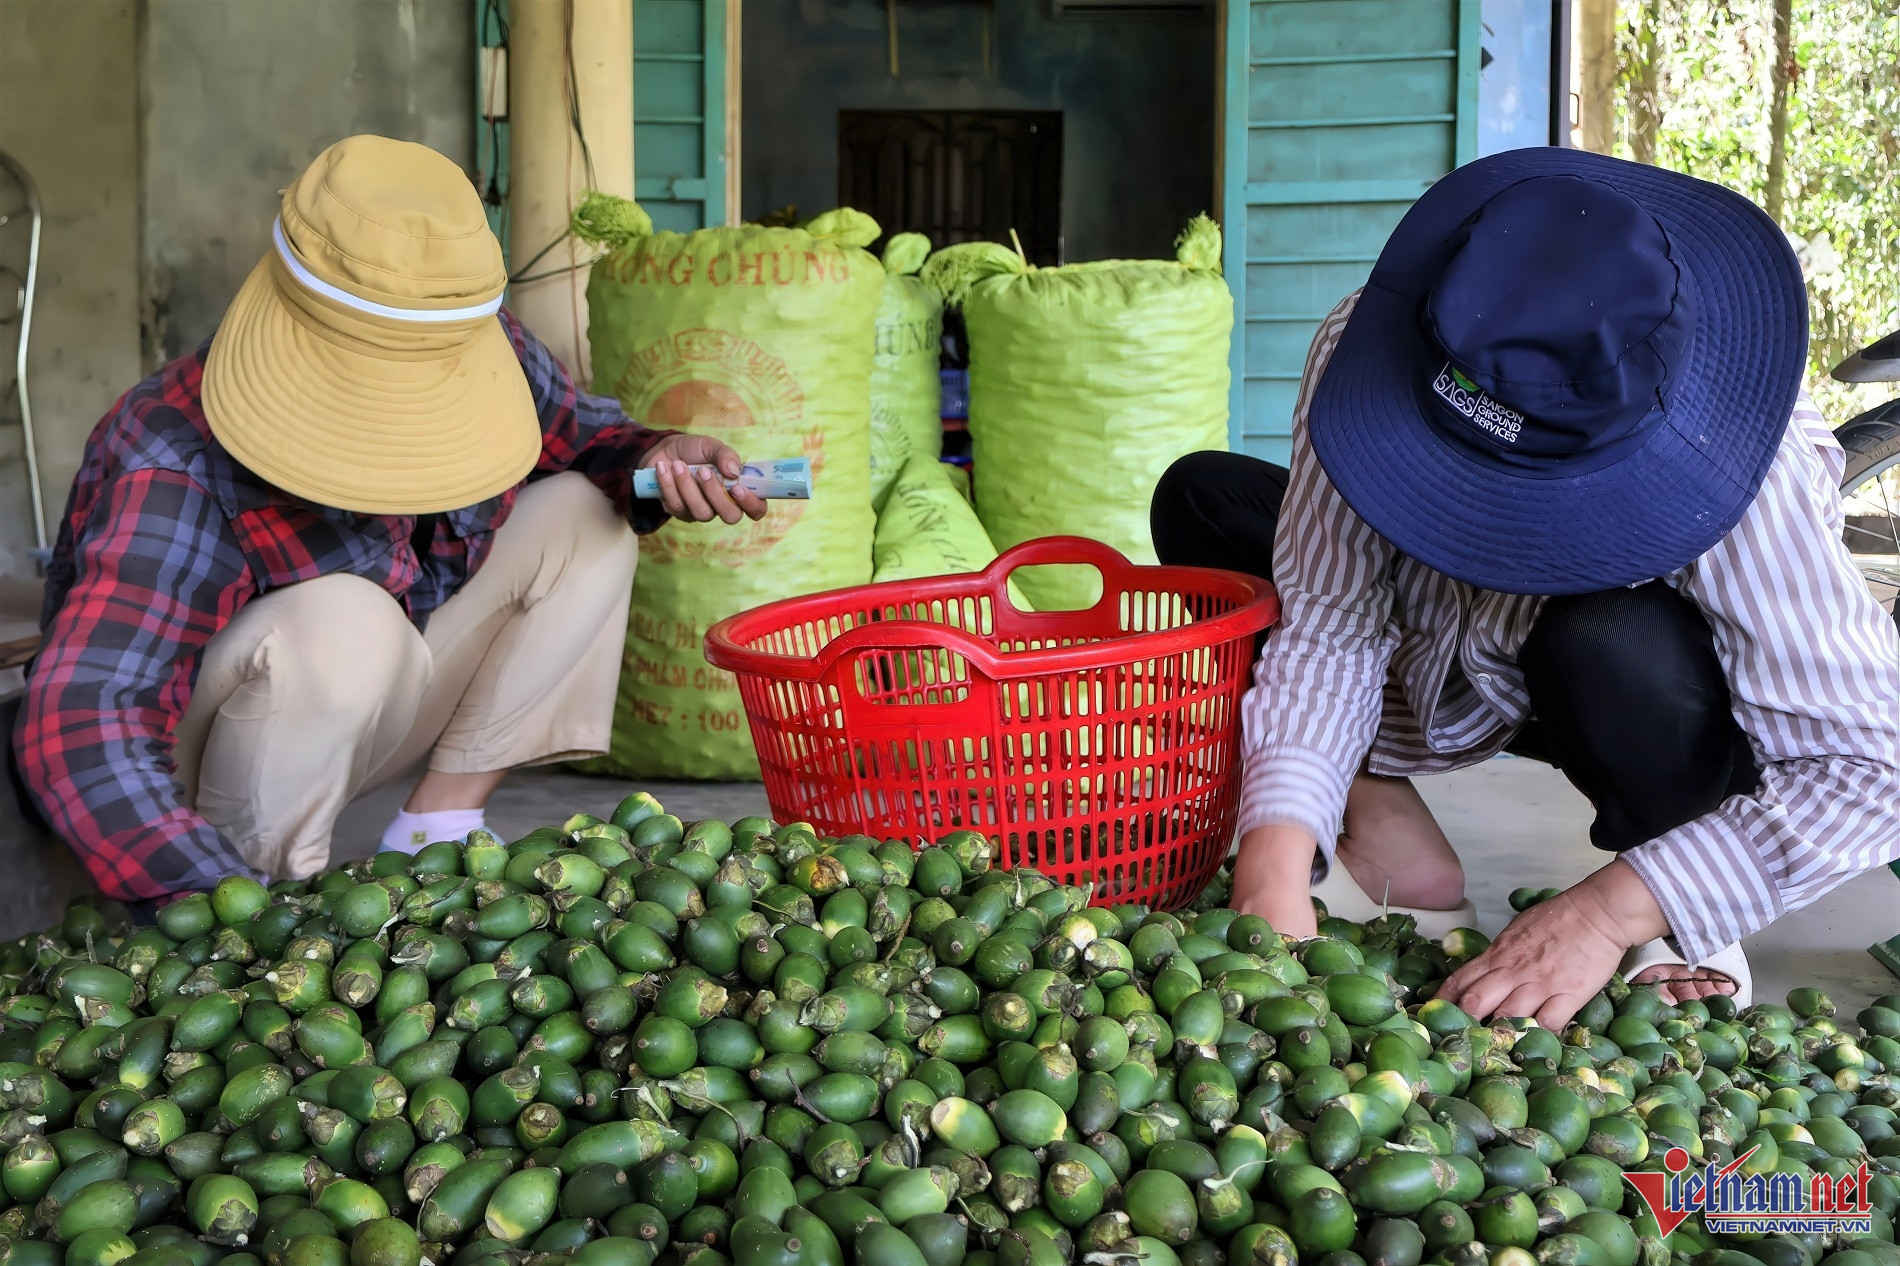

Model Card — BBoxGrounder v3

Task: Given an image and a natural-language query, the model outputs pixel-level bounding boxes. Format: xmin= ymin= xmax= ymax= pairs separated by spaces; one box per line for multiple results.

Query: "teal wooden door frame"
xmin=1221 ymin=0 xmax=1481 ymax=464
xmin=476 ymin=0 xmax=511 ymax=262
xmin=475 ymin=0 xmax=734 ymax=259
xmin=634 ymin=0 xmax=731 ymax=233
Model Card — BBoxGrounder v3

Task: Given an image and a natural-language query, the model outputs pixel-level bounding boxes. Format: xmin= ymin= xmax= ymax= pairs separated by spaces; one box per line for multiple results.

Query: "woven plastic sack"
xmin=573 ymin=196 xmax=882 ymax=778
xmin=869 ymin=233 xmax=945 ymax=512
xmin=922 ymin=218 xmax=1232 ymax=610
xmin=872 ymin=455 xmax=1029 ymax=612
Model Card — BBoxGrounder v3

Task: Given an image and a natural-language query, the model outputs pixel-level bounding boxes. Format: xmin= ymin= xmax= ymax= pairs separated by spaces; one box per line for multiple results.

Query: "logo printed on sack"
xmin=1432 ymin=362 xmax=1526 ymax=445
xmin=608 ymin=243 xmax=856 ymax=288
xmin=615 ymin=328 xmax=822 ymax=565
xmin=876 ymin=315 xmax=938 ymax=358
xmin=1623 ymin=1147 xmax=1874 ymax=1238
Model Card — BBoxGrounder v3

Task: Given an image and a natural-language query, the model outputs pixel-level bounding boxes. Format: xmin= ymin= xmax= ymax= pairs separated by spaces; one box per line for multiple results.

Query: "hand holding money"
xmin=636 ymin=434 xmax=773 ymax=525
xmin=632 ymin=458 xmax=811 ymax=501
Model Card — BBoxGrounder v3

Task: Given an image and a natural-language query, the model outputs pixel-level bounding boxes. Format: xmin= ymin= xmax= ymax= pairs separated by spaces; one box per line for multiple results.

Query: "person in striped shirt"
xmin=1154 ymin=150 xmax=1900 ymax=1025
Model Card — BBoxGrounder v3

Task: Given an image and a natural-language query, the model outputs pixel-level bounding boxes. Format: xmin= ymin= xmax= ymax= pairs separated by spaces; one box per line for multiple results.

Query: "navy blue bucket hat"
xmin=1307 ymin=148 xmax=1808 ymax=596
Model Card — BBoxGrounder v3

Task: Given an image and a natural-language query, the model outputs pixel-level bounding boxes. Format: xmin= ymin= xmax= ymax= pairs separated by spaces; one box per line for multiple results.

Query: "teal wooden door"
xmin=474 ymin=0 xmax=733 ymax=259
xmin=635 ymin=0 xmax=731 ymax=233
xmin=1221 ymin=0 xmax=1481 ymax=464
xmin=476 ymin=0 xmax=510 ymax=256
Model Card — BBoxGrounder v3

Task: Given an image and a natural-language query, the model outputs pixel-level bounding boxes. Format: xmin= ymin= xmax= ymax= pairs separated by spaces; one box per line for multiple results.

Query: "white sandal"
xmin=1311 ymin=862 xmax=1481 ymax=942
xmin=1618 ymin=938 xmax=1753 ymax=1008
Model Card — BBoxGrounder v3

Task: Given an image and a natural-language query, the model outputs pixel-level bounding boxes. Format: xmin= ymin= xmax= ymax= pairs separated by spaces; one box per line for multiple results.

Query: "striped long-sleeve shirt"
xmin=1240 ymin=292 xmax=1900 ymax=964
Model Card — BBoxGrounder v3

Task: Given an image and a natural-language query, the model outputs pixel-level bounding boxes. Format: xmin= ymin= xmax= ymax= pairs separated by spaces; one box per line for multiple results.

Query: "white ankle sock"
xmin=379 ymin=807 xmax=487 ymax=855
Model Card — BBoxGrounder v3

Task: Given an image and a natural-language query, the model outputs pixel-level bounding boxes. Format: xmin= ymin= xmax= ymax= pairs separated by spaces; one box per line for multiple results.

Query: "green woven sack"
xmin=872 ymin=454 xmax=1029 ymax=611
xmin=922 ymin=218 xmax=1232 ymax=610
xmin=869 ymin=233 xmax=945 ymax=512
xmin=573 ymin=197 xmax=881 ymax=779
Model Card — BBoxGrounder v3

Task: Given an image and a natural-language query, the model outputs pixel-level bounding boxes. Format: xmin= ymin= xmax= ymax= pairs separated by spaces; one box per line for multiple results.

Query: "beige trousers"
xmin=172 ymin=473 xmax=637 ymax=880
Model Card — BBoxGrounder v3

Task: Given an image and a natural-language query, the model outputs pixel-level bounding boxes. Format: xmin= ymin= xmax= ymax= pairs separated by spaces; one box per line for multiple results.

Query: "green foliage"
xmin=1612 ymin=0 xmax=1900 ymax=421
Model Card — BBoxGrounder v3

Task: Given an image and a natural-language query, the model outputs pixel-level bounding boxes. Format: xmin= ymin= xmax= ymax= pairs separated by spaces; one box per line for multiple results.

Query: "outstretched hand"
xmin=1435 ymin=859 xmax=1667 ymax=1028
xmin=639 ymin=434 xmax=769 ymax=525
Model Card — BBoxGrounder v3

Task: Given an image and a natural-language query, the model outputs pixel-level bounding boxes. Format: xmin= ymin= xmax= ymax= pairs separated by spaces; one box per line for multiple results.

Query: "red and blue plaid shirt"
xmin=16 ymin=311 xmax=670 ymax=900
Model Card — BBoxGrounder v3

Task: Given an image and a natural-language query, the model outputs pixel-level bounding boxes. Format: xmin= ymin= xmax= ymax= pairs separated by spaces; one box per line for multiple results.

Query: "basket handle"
xmin=802 ymin=537 xmax=1136 ymax=679
xmin=805 ymin=538 xmax=1180 ymax=682
xmin=981 ymin=536 xmax=1142 ymax=617
xmin=735 ymin=536 xmax=1279 ymax=683
xmin=805 ymin=614 xmax=1013 ymax=679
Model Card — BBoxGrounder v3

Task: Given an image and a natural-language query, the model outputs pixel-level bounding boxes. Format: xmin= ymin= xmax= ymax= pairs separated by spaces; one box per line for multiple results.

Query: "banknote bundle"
xmin=631 ymin=456 xmax=813 ymax=500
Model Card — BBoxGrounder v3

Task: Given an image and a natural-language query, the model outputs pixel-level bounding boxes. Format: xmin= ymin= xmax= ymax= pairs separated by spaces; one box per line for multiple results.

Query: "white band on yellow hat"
xmin=272 ymin=218 xmax=504 ymax=324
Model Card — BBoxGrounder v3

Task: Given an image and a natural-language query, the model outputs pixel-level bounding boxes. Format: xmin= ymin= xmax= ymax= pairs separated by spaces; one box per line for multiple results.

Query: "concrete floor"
xmin=329 ymin=770 xmax=773 ymax=862
xmin=1415 ymin=756 xmax=1900 ymax=1012
xmin=7 ymin=754 xmax=1897 ymax=1011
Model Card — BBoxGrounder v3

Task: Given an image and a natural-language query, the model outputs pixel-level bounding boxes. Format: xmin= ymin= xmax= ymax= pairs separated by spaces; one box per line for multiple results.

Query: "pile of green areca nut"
xmin=2 ymin=792 xmax=1899 ymax=1266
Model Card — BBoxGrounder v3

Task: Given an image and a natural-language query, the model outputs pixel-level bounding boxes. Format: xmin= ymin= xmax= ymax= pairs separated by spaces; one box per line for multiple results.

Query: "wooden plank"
xmin=1255 ymin=114 xmax=1456 ymax=130
xmin=0 ymin=635 xmax=40 ymax=671
xmin=1214 ymin=0 xmax=1229 ymax=228
xmin=1243 ymin=318 xmax=1337 ymax=377
xmin=1242 ymin=178 xmax=1437 ymax=205
xmin=1454 ymin=0 xmax=1482 ymax=165
xmin=726 ymin=0 xmax=743 ymax=226
xmin=475 ymin=0 xmax=511 ymax=262
xmin=636 ymin=176 xmax=710 ymax=201
xmin=1246 ymin=259 xmax=1379 ymax=315
xmin=702 ymin=0 xmax=728 ymax=229
xmin=1251 ymin=123 xmax=1457 ymax=185
xmin=1252 ymin=48 xmax=1454 ymax=67
xmin=1245 ymin=199 xmax=1411 ymax=257
xmin=1251 ymin=59 xmax=1457 ymax=123
xmin=1226 ymin=0 xmax=1472 ymax=448
xmin=1221 ymin=0 xmax=1251 ymax=452
xmin=1250 ymin=0 xmax=1455 ymax=59
xmin=633 ymin=0 xmax=728 ymax=232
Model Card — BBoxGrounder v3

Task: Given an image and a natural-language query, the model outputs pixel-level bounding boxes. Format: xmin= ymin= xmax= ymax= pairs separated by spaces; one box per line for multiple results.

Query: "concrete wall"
xmin=0 ymin=0 xmax=476 ymax=589
xmin=744 ymin=0 xmax=1219 ymax=264
xmin=0 ymin=0 xmax=145 ymax=593
xmin=141 ymin=0 xmax=477 ymax=363
xmin=0 ymin=0 xmax=139 ymax=932
xmin=0 ymin=0 xmax=478 ymax=934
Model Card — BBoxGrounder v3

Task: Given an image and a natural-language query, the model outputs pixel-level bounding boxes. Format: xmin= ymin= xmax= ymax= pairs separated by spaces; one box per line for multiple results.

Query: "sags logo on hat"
xmin=1624 ymin=1146 xmax=1874 ymax=1237
xmin=1431 ymin=363 xmax=1526 ymax=446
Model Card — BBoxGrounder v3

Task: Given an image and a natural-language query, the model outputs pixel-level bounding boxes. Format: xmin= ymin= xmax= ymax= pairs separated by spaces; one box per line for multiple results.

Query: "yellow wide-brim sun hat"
xmin=203 ymin=134 xmax=541 ymax=515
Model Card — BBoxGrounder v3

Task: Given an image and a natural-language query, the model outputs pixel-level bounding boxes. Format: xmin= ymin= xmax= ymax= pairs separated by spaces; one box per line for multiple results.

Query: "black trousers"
xmin=1153 ymin=451 xmax=1759 ymax=853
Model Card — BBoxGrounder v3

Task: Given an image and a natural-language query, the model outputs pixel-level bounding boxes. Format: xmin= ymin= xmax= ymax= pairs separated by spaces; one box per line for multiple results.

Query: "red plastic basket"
xmin=703 ymin=537 xmax=1279 ymax=908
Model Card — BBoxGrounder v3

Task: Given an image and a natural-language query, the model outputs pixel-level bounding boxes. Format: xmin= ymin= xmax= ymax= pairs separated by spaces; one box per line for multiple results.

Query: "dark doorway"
xmin=838 ymin=110 xmax=1064 ymax=264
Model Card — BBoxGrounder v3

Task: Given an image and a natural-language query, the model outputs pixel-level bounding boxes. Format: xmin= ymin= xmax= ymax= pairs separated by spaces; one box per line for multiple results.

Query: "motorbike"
xmin=1831 ymin=331 xmax=1900 ymax=979
xmin=1832 ymin=332 xmax=1900 ymax=608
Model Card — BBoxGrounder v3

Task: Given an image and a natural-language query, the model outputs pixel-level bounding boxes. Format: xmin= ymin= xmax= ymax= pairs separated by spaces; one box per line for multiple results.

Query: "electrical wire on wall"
xmin=495 ymin=0 xmax=610 ymax=383
xmin=560 ymin=0 xmax=590 ymax=375
xmin=506 ymin=0 xmax=600 ymax=290
xmin=564 ymin=0 xmax=598 ymax=193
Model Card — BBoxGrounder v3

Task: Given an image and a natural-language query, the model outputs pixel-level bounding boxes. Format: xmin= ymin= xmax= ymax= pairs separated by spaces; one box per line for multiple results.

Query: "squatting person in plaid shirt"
xmin=13 ymin=135 xmax=767 ymax=904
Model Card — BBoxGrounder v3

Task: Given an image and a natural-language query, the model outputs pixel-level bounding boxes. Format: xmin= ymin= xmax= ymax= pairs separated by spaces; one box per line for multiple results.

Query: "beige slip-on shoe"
xmin=1617 ymin=938 xmax=1753 ymax=1007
